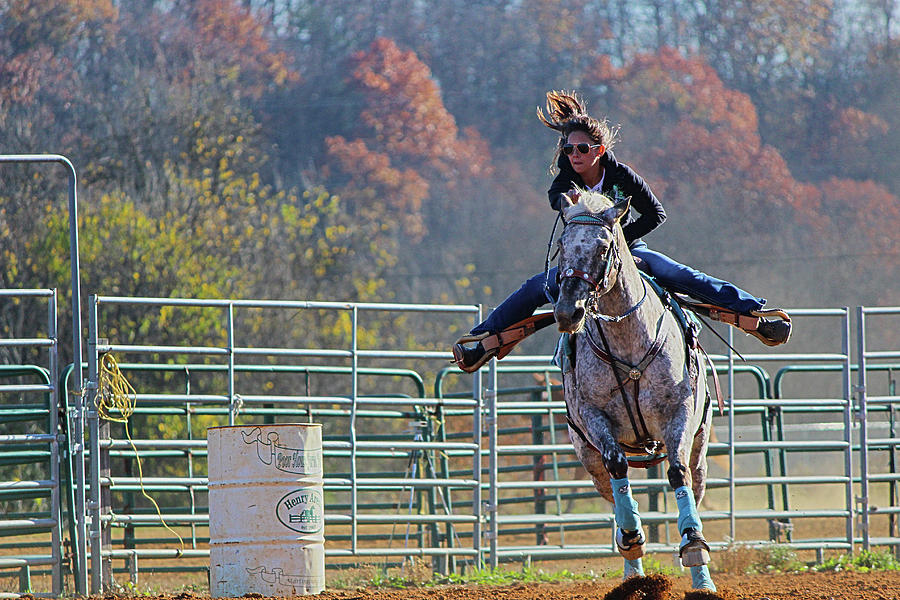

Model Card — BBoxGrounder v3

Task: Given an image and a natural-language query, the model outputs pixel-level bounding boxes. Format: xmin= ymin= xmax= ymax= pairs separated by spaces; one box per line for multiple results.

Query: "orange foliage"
xmin=584 ymin=46 xmax=900 ymax=273
xmin=325 ymin=38 xmax=494 ymax=242
xmin=0 ymin=47 xmax=61 ymax=109
xmin=0 ymin=0 xmax=117 ymax=112
xmin=351 ymin=38 xmax=486 ymax=183
xmin=325 ymin=135 xmax=430 ymax=241
xmin=188 ymin=0 xmax=297 ymax=98
xmin=4 ymin=0 xmax=117 ymax=50
xmin=807 ymin=105 xmax=892 ymax=169
xmin=587 ymin=48 xmax=822 ymax=235
xmin=818 ymin=178 xmax=900 ymax=252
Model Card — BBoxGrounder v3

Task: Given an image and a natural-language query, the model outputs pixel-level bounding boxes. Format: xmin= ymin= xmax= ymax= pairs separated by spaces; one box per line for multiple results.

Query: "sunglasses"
xmin=562 ymin=143 xmax=602 ymax=155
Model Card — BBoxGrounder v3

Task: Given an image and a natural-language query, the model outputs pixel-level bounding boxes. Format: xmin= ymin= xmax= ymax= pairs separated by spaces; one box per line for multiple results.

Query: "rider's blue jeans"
xmin=470 ymin=241 xmax=765 ymax=335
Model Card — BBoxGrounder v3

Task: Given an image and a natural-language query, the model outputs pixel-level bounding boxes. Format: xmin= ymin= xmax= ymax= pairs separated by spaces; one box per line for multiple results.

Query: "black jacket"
xmin=548 ymin=149 xmax=666 ymax=246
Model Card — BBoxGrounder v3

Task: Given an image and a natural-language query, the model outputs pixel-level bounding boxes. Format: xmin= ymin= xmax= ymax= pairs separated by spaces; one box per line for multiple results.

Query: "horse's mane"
xmin=565 ymin=188 xmax=614 ymax=217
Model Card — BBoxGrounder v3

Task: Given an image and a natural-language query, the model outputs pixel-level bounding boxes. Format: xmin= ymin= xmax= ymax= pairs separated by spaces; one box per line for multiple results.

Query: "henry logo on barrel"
xmin=276 ymin=488 xmax=323 ymax=534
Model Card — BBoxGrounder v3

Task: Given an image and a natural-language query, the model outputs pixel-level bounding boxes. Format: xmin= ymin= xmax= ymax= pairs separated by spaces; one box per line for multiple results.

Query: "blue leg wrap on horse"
xmin=611 ymin=477 xmax=641 ymax=531
xmin=675 ymin=485 xmax=701 ymax=534
xmin=690 ymin=565 xmax=716 ymax=590
xmin=624 ymin=558 xmax=644 ymax=578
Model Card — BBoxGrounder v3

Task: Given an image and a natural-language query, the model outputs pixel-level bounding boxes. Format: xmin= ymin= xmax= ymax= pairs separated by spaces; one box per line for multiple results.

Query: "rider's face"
xmin=565 ymin=131 xmax=604 ymax=180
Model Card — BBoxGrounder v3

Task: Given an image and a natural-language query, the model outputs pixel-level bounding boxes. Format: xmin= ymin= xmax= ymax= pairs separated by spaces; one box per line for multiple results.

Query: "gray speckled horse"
xmin=554 ymin=190 xmax=715 ymax=591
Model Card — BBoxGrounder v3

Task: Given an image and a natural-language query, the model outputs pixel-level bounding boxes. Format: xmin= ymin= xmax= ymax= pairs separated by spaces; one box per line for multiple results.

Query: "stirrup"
xmin=750 ymin=307 xmax=791 ymax=322
xmin=452 ymin=313 xmax=557 ymax=373
xmin=451 ymin=332 xmax=496 ymax=373
xmin=746 ymin=308 xmax=792 ymax=346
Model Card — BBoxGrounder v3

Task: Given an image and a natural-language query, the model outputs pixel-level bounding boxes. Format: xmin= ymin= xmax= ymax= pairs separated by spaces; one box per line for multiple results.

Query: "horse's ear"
xmin=602 ymin=196 xmax=631 ymax=224
xmin=561 ymin=190 xmax=580 ymax=220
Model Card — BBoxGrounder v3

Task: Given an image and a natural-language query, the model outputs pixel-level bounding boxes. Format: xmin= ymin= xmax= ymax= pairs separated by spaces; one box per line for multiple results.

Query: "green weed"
xmin=435 ymin=565 xmax=599 ymax=586
xmin=814 ymin=549 xmax=900 ymax=573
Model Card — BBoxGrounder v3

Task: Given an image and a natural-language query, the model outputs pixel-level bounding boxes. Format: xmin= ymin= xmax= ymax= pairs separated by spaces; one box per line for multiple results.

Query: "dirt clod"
xmin=602 ymin=574 xmax=673 ymax=600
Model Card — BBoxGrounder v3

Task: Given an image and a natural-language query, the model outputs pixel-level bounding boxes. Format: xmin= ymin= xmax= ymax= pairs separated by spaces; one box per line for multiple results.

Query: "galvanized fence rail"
xmin=857 ymin=306 xmax=900 ymax=552
xmin=431 ymin=307 xmax=859 ymax=568
xmin=3 ymin=294 xmax=899 ymax=595
xmin=0 ymin=289 xmax=63 ymax=597
xmin=81 ymin=294 xmax=485 ymax=593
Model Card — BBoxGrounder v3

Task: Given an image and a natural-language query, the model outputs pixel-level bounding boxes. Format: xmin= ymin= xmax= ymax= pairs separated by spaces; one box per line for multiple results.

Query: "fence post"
xmin=487 ymin=358 xmax=499 ymax=570
xmin=48 ymin=289 xmax=63 ymax=595
xmin=843 ymin=308 xmax=855 ymax=553
xmin=87 ymin=295 xmax=106 ymax=592
xmin=856 ymin=306 xmax=870 ymax=551
xmin=471 ymin=306 xmax=484 ymax=571
xmin=0 ymin=154 xmax=86 ymax=595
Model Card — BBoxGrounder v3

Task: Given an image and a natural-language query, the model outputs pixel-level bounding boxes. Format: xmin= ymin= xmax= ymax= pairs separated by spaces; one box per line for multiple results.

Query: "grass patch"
xmin=330 ymin=554 xmax=686 ymax=589
xmin=813 ymin=549 xmax=900 ymax=573
xmin=436 ymin=565 xmax=600 ymax=586
xmin=715 ymin=541 xmax=900 ymax=575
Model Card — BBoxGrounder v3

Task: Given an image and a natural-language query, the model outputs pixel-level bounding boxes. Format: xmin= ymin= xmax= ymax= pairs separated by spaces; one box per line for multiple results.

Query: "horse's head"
xmin=554 ymin=190 xmax=631 ymax=333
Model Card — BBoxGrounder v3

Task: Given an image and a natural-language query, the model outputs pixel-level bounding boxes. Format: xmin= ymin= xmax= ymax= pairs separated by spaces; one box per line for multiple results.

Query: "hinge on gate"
xmin=855 ymin=495 xmax=870 ymax=531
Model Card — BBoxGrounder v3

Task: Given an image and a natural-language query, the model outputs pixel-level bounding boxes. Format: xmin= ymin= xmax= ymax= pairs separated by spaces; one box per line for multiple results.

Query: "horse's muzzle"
xmin=554 ymin=300 xmax=585 ymax=333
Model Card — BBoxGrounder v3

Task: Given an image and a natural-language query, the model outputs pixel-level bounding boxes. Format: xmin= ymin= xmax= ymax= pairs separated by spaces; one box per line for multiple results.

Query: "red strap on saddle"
xmin=691 ymin=303 xmax=759 ymax=331
xmin=480 ymin=312 xmax=557 ymax=359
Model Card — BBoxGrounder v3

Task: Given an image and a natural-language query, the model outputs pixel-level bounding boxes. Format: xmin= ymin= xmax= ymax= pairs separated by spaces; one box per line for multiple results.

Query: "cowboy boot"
xmin=744 ymin=309 xmax=792 ymax=346
xmin=451 ymin=332 xmax=496 ymax=373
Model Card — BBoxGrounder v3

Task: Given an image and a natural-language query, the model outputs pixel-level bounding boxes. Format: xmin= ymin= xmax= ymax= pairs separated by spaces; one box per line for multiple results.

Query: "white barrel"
xmin=208 ymin=424 xmax=324 ymax=597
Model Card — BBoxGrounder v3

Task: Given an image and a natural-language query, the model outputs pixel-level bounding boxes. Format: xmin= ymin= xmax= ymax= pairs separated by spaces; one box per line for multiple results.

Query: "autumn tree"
xmin=589 ymin=49 xmax=819 ymax=256
xmin=586 ymin=47 xmax=899 ymax=307
xmin=318 ymin=38 xmax=530 ymax=304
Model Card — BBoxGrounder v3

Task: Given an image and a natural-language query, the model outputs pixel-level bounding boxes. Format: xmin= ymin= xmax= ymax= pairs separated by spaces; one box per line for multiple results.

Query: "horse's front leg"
xmin=573 ymin=402 xmax=645 ymax=577
xmin=663 ymin=405 xmax=716 ymax=591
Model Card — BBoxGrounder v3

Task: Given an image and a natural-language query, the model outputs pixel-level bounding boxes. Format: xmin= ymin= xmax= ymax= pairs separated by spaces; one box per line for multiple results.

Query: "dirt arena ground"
xmin=96 ymin=571 xmax=900 ymax=600
xmin=306 ymin=571 xmax=900 ymax=600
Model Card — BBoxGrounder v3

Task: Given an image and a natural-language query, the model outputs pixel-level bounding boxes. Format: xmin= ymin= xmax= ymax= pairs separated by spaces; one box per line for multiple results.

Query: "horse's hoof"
xmin=616 ymin=527 xmax=645 ymax=560
xmin=679 ymin=528 xmax=710 ymax=567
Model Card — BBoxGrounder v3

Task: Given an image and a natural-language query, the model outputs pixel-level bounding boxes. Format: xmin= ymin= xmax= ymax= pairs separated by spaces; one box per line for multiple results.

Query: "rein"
xmin=542 ymin=212 xmax=563 ymax=304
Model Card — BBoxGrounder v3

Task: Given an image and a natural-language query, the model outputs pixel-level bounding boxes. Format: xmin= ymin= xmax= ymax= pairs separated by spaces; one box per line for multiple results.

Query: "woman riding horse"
xmin=453 ymin=90 xmax=790 ymax=373
xmin=555 ymin=188 xmax=717 ymax=590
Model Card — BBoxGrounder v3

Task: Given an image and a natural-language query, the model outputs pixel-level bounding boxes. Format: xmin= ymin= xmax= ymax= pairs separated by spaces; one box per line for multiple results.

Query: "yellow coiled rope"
xmin=97 ymin=353 xmax=184 ymax=555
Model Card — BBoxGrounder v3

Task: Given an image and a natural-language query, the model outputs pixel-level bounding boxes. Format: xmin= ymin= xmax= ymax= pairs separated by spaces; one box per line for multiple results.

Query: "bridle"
xmin=556 ymin=212 xmax=648 ymax=323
